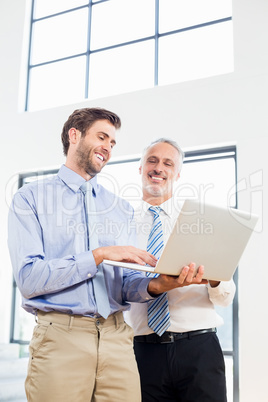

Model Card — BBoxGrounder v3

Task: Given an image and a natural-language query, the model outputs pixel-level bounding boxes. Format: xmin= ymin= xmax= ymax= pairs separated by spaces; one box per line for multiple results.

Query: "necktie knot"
xmin=148 ymin=206 xmax=161 ymax=216
xmin=80 ymin=181 xmax=92 ymax=195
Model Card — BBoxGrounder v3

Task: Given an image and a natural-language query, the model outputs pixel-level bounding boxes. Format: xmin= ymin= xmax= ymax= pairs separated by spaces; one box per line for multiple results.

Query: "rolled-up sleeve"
xmin=207 ymin=279 xmax=236 ymax=307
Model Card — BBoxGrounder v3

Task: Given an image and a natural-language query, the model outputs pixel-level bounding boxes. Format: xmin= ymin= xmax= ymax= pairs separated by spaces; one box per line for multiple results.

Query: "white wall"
xmin=0 ymin=0 xmax=267 ymax=401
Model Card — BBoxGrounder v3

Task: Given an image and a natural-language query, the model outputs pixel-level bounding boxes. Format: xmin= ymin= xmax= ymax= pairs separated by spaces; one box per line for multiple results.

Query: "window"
xmin=10 ymin=145 xmax=238 ymax=401
xmin=25 ymin=0 xmax=233 ymax=111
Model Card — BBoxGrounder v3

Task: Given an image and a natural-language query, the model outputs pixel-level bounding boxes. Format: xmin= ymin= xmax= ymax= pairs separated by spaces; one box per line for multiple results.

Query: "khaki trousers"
xmin=25 ymin=311 xmax=141 ymax=402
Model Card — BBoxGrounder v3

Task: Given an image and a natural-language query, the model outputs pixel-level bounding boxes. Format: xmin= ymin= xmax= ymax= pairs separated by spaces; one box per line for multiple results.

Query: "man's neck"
xmin=65 ymin=161 xmax=93 ymax=181
xmin=143 ymin=195 xmax=172 ymax=206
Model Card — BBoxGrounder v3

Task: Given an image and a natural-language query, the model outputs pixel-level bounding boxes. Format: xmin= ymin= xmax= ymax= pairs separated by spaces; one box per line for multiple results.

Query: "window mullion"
xmin=154 ymin=0 xmax=159 ymax=86
xmin=85 ymin=1 xmax=92 ymax=99
xmin=25 ymin=0 xmax=35 ymax=111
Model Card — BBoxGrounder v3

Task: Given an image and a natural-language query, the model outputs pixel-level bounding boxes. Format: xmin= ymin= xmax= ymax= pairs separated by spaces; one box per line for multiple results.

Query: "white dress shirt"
xmin=124 ymin=198 xmax=236 ymax=336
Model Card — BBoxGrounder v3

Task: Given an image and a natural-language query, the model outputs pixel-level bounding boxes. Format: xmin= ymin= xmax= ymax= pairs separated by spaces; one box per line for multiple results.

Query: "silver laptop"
xmin=103 ymin=199 xmax=259 ymax=281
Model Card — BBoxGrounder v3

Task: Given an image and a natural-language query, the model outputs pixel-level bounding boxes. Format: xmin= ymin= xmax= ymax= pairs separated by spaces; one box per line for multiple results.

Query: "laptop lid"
xmin=104 ymin=199 xmax=258 ymax=281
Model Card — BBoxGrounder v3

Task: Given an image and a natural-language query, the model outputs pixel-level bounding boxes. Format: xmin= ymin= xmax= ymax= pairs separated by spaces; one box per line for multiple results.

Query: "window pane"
xmin=225 ymin=356 xmax=234 ymax=402
xmin=174 ymin=158 xmax=236 ymax=207
xmin=159 ymin=0 xmax=232 ymax=33
xmin=88 ymin=41 xmax=155 ymax=99
xmin=90 ymin=0 xmax=155 ymax=50
xmin=158 ymin=21 xmax=234 ymax=86
xmin=216 ymin=305 xmax=233 ymax=350
xmin=28 ymin=57 xmax=86 ymax=111
xmin=31 ymin=9 xmax=88 ymax=65
xmin=99 ymin=161 xmax=142 ymax=209
xmin=13 ymin=289 xmax=35 ymax=342
xmin=34 ymin=0 xmax=88 ymax=19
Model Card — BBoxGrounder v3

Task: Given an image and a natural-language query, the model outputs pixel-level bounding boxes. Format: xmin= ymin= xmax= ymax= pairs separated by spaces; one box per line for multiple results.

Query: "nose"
xmin=154 ymin=162 xmax=163 ymax=174
xmin=102 ymin=140 xmax=112 ymax=154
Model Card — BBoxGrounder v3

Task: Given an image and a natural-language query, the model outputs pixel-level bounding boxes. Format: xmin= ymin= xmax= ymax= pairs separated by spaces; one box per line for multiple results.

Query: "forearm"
xmin=209 ymin=280 xmax=221 ymax=288
xmin=147 ymin=278 xmax=164 ymax=296
xmin=92 ymin=247 xmax=105 ymax=266
xmin=8 ymin=193 xmax=98 ymax=299
xmin=12 ymin=251 xmax=97 ymax=299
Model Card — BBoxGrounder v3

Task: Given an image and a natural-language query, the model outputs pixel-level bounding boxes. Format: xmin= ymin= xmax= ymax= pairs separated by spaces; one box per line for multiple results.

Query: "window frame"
xmin=25 ymin=0 xmax=232 ymax=111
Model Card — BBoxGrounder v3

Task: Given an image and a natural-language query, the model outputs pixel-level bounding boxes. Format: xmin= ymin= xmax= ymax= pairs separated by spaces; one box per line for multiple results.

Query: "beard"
xmin=142 ymin=176 xmax=173 ymax=203
xmin=144 ymin=183 xmax=164 ymax=196
xmin=75 ymin=142 xmax=103 ymax=177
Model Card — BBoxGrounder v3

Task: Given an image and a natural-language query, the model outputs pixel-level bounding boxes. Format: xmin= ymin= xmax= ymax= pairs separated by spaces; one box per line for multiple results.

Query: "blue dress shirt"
xmin=8 ymin=165 xmax=152 ymax=317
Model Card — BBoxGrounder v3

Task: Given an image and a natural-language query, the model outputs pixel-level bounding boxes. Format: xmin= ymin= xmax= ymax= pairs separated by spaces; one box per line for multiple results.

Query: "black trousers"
xmin=134 ymin=331 xmax=227 ymax=402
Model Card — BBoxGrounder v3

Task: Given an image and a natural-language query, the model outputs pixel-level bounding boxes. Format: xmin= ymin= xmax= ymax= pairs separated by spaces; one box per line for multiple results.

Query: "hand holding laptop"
xmin=147 ymin=262 xmax=208 ymax=296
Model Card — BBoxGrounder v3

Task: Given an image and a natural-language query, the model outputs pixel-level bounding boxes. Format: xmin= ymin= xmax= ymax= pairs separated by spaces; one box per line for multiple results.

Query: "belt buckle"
xmin=161 ymin=332 xmax=174 ymax=344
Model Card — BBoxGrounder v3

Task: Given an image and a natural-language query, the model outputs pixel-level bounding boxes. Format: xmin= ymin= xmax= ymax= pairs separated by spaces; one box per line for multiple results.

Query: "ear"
xmin=139 ymin=165 xmax=142 ymax=175
xmin=175 ymin=172 xmax=180 ymax=182
xmin=68 ymin=128 xmax=81 ymax=145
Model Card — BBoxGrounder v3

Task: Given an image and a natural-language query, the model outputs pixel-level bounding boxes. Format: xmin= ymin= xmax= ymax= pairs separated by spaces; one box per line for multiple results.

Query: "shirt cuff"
xmin=138 ymin=277 xmax=157 ymax=301
xmin=75 ymin=251 xmax=98 ymax=280
xmin=207 ymin=280 xmax=230 ymax=295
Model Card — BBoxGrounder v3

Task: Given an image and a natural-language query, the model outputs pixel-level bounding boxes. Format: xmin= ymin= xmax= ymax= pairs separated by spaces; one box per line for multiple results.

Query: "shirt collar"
xmin=138 ymin=197 xmax=175 ymax=219
xmin=58 ymin=165 xmax=99 ymax=194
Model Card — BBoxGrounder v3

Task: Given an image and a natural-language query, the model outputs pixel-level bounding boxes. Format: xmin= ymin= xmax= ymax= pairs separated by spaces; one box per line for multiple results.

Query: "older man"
xmin=125 ymin=138 xmax=236 ymax=402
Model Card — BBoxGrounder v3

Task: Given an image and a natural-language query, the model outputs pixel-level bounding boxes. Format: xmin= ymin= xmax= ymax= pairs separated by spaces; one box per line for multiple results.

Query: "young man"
xmin=125 ymin=138 xmax=236 ymax=402
xmin=8 ymin=110 xmax=205 ymax=402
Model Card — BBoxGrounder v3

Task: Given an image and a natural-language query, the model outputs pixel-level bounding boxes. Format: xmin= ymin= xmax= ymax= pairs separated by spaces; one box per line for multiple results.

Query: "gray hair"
xmin=140 ymin=138 xmax=184 ymax=173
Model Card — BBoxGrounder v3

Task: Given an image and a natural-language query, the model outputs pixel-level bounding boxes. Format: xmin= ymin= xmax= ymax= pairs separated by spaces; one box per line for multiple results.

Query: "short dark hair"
xmin=61 ymin=107 xmax=121 ymax=156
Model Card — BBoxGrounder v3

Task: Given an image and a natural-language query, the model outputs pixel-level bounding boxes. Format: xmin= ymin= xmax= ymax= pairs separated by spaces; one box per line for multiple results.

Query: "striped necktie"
xmin=80 ymin=181 xmax=110 ymax=319
xmin=147 ymin=206 xmax=170 ymax=336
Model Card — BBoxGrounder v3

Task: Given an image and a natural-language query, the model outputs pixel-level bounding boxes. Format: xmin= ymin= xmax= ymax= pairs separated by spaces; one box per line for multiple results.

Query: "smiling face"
xmin=140 ymin=142 xmax=181 ymax=205
xmin=66 ymin=119 xmax=116 ymax=180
